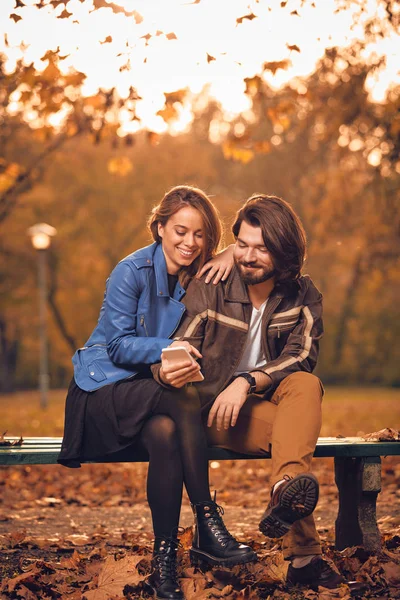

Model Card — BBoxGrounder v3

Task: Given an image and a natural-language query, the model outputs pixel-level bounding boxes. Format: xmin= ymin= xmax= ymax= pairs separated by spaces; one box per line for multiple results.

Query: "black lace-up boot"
xmin=148 ymin=536 xmax=183 ymax=600
xmin=190 ymin=496 xmax=257 ymax=568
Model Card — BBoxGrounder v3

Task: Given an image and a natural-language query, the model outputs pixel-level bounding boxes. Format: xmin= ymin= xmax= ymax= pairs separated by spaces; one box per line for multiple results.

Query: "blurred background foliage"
xmin=0 ymin=0 xmax=399 ymax=391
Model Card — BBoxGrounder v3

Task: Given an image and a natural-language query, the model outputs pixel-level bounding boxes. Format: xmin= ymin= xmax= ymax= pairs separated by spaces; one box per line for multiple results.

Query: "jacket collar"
xmin=224 ymin=265 xmax=286 ymax=303
xmin=154 ymin=243 xmax=185 ymax=300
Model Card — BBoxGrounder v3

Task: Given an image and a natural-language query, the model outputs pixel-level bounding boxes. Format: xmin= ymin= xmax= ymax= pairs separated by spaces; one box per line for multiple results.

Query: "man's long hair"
xmin=232 ymin=194 xmax=307 ymax=283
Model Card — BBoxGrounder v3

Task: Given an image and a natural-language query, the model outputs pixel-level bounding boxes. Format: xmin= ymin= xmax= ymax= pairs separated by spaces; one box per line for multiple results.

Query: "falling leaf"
xmin=83 ymin=555 xmax=144 ymax=600
xmin=290 ymin=10 xmax=300 ymax=16
xmin=207 ymin=53 xmax=216 ymax=63
xmin=166 ymin=32 xmax=178 ymax=40
xmin=57 ymin=8 xmax=72 ymax=19
xmin=287 ymin=43 xmax=301 ymax=52
xmin=263 ymin=59 xmax=291 ymax=74
xmin=236 ymin=13 xmax=257 ymax=25
xmin=10 ymin=13 xmax=22 ymax=22
xmin=100 ymin=35 xmax=112 ymax=44
xmin=281 ymin=1 xmax=287 ymax=6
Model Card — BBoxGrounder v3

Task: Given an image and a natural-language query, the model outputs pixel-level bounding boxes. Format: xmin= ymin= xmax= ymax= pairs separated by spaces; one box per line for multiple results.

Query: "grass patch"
xmin=0 ymin=386 xmax=399 ymax=438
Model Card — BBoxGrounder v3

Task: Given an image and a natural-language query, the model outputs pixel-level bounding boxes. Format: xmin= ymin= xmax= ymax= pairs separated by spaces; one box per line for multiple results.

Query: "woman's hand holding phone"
xmin=160 ymin=341 xmax=203 ymax=388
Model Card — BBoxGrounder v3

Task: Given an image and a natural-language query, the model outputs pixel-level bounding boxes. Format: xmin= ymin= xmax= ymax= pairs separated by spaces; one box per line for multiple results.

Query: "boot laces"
xmin=205 ymin=502 xmax=239 ymax=547
xmin=154 ymin=536 xmax=181 ymax=583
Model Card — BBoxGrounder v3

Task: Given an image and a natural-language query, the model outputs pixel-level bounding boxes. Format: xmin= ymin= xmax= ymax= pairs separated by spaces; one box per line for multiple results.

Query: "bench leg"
xmin=334 ymin=456 xmax=381 ymax=552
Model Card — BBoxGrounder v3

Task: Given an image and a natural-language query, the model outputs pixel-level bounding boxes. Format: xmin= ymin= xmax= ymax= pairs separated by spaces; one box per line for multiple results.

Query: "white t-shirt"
xmin=234 ymin=299 xmax=268 ymax=375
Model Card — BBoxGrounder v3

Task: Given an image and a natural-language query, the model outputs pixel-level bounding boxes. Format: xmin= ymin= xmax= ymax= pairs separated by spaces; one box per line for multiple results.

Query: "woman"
xmin=58 ymin=186 xmax=256 ymax=600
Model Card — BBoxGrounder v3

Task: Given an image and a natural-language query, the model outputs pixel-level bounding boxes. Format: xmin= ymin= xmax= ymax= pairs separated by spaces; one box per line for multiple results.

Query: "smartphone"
xmin=161 ymin=346 xmax=204 ymax=382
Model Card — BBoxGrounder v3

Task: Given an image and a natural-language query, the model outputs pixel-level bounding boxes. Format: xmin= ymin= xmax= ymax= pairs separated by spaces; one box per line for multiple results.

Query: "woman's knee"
xmin=141 ymin=415 xmax=179 ymax=454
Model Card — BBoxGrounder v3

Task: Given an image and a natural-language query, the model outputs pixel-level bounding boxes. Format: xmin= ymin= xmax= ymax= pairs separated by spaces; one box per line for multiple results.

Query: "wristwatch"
xmin=233 ymin=372 xmax=257 ymax=394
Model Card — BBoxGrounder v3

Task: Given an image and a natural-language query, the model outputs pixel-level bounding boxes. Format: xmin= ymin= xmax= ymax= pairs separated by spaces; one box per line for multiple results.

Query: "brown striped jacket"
xmin=154 ymin=266 xmax=323 ymax=407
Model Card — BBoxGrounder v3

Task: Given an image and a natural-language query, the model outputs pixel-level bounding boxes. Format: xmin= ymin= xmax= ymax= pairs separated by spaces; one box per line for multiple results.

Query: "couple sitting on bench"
xmin=59 ymin=186 xmax=361 ymax=599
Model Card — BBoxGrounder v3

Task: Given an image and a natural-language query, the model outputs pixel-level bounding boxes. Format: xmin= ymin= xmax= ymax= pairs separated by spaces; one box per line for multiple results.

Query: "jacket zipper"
xmin=167 ymin=306 xmax=186 ymax=340
xmin=261 ymin=296 xmax=282 ymax=361
xmin=79 ymin=343 xmax=107 ymax=350
xmin=140 ymin=315 xmax=149 ymax=337
xmin=217 ymin=304 xmax=252 ymax=395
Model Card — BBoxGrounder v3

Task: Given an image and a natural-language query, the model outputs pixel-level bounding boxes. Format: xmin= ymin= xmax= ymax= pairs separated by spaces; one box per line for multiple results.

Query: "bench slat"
xmin=1 ymin=437 xmax=400 ymax=466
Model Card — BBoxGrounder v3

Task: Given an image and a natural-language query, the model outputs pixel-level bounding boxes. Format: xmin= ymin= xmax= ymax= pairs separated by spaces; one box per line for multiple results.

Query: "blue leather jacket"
xmin=72 ymin=242 xmax=186 ymax=392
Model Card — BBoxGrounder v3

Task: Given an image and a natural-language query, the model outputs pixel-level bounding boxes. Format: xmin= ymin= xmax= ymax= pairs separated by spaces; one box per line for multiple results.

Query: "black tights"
xmin=139 ymin=385 xmax=211 ymax=538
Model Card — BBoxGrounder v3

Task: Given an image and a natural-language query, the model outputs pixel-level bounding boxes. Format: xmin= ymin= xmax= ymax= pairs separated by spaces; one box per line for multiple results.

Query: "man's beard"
xmin=236 ymin=261 xmax=276 ymax=285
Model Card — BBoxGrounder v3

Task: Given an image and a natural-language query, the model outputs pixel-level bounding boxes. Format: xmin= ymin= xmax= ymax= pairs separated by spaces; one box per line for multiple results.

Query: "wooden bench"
xmin=1 ymin=436 xmax=399 ymax=553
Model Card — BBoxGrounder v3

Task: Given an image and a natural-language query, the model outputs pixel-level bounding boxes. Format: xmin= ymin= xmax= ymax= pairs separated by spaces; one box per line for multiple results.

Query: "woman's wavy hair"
xmin=232 ymin=194 xmax=307 ymax=283
xmin=148 ymin=185 xmax=222 ymax=287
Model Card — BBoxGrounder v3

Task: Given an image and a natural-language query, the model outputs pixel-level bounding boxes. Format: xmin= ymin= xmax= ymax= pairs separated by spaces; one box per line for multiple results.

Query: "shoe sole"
xmin=259 ymin=474 xmax=319 ymax=538
xmin=189 ymin=548 xmax=258 ymax=569
xmin=145 ymin=582 xmax=183 ymax=600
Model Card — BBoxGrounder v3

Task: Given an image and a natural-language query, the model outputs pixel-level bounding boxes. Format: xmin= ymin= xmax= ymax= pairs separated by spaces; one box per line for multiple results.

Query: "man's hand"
xmin=160 ymin=341 xmax=202 ymax=388
xmin=207 ymin=377 xmax=249 ymax=431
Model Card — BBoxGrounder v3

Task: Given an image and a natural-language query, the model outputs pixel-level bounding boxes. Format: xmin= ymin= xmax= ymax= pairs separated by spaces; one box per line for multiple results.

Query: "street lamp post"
xmin=27 ymin=223 xmax=57 ymax=409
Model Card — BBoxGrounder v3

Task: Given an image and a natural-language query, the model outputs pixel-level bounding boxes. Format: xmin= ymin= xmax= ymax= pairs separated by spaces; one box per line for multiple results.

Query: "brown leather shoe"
xmin=259 ymin=473 xmax=319 ymax=538
xmin=286 ymin=556 xmax=368 ymax=595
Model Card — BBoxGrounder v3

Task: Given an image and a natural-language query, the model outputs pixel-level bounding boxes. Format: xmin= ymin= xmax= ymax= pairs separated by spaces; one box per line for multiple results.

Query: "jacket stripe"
xmin=179 ymin=309 xmax=248 ymax=339
xmin=269 ymin=306 xmax=303 ymax=322
xmin=263 ymin=306 xmax=314 ymax=375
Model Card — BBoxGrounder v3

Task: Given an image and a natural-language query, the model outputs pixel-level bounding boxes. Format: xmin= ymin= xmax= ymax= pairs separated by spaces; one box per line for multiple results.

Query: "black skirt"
xmin=58 ymin=376 xmax=164 ymax=468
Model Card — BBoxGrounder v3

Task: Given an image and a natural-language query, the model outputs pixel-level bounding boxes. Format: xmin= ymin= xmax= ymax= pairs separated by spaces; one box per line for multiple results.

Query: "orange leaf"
xmin=236 ymin=13 xmax=257 ymax=25
xmin=263 ymin=59 xmax=291 ymax=74
xmin=83 ymin=555 xmax=144 ymax=600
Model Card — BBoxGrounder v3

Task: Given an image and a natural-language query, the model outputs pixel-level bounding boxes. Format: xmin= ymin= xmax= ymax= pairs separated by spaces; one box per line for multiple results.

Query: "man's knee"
xmin=284 ymin=372 xmax=323 ymax=399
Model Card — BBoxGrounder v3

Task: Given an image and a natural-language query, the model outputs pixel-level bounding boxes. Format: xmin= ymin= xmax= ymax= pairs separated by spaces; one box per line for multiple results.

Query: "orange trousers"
xmin=207 ymin=371 xmax=323 ymax=559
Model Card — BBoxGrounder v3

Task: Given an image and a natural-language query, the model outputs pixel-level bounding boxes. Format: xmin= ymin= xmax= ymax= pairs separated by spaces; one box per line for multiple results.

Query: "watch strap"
xmin=234 ymin=372 xmax=257 ymax=394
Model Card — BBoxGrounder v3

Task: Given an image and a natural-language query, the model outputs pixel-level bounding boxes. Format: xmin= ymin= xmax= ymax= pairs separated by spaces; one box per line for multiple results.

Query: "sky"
xmin=1 ymin=0 xmax=399 ymax=134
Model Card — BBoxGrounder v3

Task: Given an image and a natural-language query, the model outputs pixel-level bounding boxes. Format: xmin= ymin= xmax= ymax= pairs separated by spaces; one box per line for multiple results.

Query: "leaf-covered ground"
xmin=0 ymin=456 xmax=399 ymax=599
xmin=1 ymin=388 xmax=399 ymax=599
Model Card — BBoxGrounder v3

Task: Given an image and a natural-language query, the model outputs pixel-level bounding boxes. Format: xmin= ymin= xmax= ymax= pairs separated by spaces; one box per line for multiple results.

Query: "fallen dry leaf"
xmin=382 ymin=561 xmax=400 ymax=587
xmin=178 ymin=525 xmax=193 ymax=550
xmin=362 ymin=427 xmax=400 ymax=441
xmin=82 ymin=554 xmax=144 ymax=600
xmin=0 ymin=431 xmax=23 ymax=446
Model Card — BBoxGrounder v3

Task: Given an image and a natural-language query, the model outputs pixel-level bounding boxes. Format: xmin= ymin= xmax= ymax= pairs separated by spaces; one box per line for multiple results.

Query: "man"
xmin=156 ymin=194 xmax=354 ymax=591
